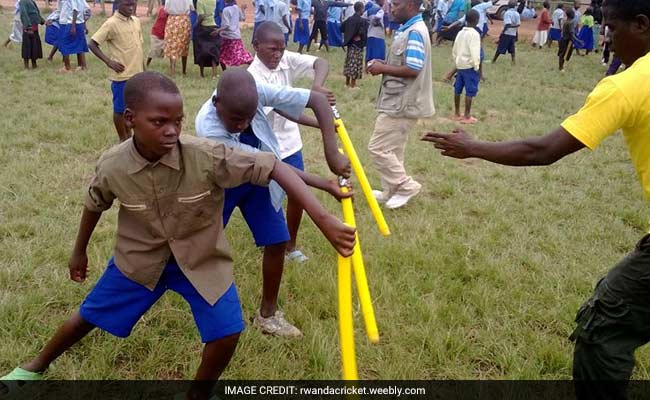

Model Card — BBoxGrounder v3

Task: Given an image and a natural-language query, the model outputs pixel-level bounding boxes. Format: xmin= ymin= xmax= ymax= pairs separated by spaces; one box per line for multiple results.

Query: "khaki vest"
xmin=376 ymin=19 xmax=435 ymax=119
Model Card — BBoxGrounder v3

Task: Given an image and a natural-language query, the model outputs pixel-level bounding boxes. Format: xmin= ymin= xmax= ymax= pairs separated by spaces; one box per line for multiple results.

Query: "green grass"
xmin=1 ymin=11 xmax=649 ymax=380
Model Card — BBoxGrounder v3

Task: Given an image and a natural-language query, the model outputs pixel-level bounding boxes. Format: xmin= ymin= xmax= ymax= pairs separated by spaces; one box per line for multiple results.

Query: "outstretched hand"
xmin=421 ymin=128 xmax=476 ymax=159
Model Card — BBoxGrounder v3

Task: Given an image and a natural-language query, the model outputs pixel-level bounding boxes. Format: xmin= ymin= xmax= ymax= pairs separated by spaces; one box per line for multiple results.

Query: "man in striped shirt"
xmin=367 ymin=0 xmax=434 ymax=209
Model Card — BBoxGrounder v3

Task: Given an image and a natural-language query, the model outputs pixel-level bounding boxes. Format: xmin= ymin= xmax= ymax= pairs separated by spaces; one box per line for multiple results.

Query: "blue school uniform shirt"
xmin=298 ymin=0 xmax=311 ymax=19
xmin=502 ymin=7 xmax=520 ymax=36
xmin=327 ymin=5 xmax=341 ymax=22
xmin=195 ymin=83 xmax=310 ymax=210
xmin=254 ymin=0 xmax=268 ymax=22
xmin=445 ymin=0 xmax=465 ymax=23
xmin=397 ymin=13 xmax=425 ymax=71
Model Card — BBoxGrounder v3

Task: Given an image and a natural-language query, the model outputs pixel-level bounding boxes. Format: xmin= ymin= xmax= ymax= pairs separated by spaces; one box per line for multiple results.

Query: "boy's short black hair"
xmin=466 ymin=9 xmax=479 ymax=25
xmin=124 ymin=72 xmax=180 ymax=110
xmin=603 ymin=0 xmax=650 ymax=20
xmin=557 ymin=2 xmax=564 ymax=9
xmin=354 ymin=1 xmax=364 ymax=12
xmin=254 ymin=21 xmax=285 ymax=42
xmin=543 ymin=1 xmax=550 ymax=8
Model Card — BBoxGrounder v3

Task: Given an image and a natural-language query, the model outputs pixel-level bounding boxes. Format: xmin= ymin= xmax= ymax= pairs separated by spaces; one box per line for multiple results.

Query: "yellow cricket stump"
xmin=338 ymin=251 xmax=358 ymax=381
xmin=339 ymin=179 xmax=380 ymax=344
xmin=332 ymin=106 xmax=391 ymax=237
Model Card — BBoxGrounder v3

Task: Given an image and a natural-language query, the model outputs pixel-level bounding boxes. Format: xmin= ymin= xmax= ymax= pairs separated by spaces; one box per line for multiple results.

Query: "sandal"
xmin=285 ymin=250 xmax=309 ymax=263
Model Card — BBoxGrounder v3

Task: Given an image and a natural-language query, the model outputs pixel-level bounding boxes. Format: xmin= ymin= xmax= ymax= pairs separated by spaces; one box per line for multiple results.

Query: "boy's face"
xmin=253 ymin=34 xmax=286 ymax=70
xmin=603 ymin=5 xmax=650 ymax=66
xmin=214 ymin=96 xmax=257 ymax=134
xmin=118 ymin=0 xmax=136 ymax=17
xmin=124 ymin=91 xmax=184 ymax=161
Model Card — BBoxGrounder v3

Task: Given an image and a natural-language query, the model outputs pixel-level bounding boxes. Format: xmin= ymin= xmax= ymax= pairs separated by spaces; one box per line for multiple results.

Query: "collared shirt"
xmin=271 ymin=0 xmax=289 ymax=32
xmin=472 ymin=1 xmax=492 ymax=28
xmin=58 ymin=0 xmax=85 ymax=24
xmin=297 ymin=0 xmax=311 ymax=19
xmin=397 ymin=13 xmax=425 ymax=71
xmin=254 ymin=0 xmax=267 ymax=22
xmin=197 ymin=0 xmax=217 ymax=26
xmin=220 ymin=4 xmax=244 ymax=39
xmin=90 ymin=12 xmax=144 ymax=81
xmin=452 ymin=26 xmax=480 ymax=70
xmin=551 ymin=7 xmax=564 ymax=29
xmin=502 ymin=7 xmax=519 ymax=36
xmin=195 ymin=82 xmax=310 ymax=209
xmin=85 ymin=135 xmax=277 ymax=305
xmin=165 ymin=0 xmax=193 ymax=14
xmin=248 ymin=51 xmax=317 ymax=158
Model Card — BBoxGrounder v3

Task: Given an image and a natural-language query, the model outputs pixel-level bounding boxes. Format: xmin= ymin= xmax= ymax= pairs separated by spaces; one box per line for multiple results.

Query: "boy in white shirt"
xmin=451 ymin=9 xmax=481 ymax=124
xmin=248 ymin=21 xmax=336 ymax=263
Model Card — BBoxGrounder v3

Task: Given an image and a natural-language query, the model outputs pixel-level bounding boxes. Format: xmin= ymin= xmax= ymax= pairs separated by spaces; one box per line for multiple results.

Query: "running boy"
xmin=196 ymin=69 xmax=351 ymax=337
xmin=558 ymin=8 xmax=581 ymax=71
xmin=89 ymin=0 xmax=144 ymax=142
xmin=249 ymin=21 xmax=337 ymax=262
xmin=423 ymin=1 xmax=650 ymax=398
xmin=491 ymin=0 xmax=520 ymax=65
xmin=0 ymin=72 xmax=355 ymax=397
xmin=451 ymin=9 xmax=480 ymax=124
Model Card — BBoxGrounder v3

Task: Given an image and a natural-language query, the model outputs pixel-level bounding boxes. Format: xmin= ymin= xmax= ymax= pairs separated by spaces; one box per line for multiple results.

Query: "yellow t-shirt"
xmin=91 ymin=13 xmax=144 ymax=82
xmin=561 ymin=51 xmax=650 ymax=198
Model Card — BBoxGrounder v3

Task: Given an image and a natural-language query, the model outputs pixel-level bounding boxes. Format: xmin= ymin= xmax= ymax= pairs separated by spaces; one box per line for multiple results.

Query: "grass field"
xmin=1 ymin=10 xmax=650 ymax=380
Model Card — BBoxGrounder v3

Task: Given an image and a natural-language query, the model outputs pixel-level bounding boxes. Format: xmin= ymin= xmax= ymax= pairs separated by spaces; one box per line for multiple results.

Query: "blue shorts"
xmin=454 ymin=68 xmax=480 ymax=97
xmin=482 ymin=23 xmax=488 ymax=37
xmin=57 ymin=23 xmax=89 ymax=56
xmin=223 ymin=184 xmax=290 ymax=246
xmin=282 ymin=150 xmax=305 ymax=171
xmin=496 ymin=33 xmax=516 ymax=55
xmin=79 ymin=257 xmax=244 ymax=343
xmin=111 ymin=80 xmax=126 ymax=114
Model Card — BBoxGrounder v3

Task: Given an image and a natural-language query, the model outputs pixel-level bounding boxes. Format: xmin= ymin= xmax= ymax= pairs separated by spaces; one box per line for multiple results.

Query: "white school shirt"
xmin=472 ymin=1 xmax=492 ymax=28
xmin=452 ymin=26 xmax=481 ymax=70
xmin=247 ymin=51 xmax=317 ymax=159
xmin=551 ymin=8 xmax=564 ymax=29
xmin=272 ymin=0 xmax=289 ymax=33
xmin=58 ymin=0 xmax=85 ymax=24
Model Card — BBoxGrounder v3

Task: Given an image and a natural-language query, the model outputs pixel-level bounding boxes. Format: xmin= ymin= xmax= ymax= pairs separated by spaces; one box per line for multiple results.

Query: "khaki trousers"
xmin=367 ymin=113 xmax=421 ymax=196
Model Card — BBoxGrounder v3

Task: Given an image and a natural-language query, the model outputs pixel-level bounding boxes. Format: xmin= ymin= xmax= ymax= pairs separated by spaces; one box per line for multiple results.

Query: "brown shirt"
xmin=85 ymin=135 xmax=277 ymax=305
xmin=90 ymin=12 xmax=144 ymax=82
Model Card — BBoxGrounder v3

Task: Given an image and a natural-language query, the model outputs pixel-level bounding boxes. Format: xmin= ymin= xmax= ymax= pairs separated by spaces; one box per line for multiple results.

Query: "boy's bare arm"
xmin=286 ymin=163 xmax=353 ymax=201
xmin=89 ymin=39 xmax=125 ymax=73
xmin=312 ymin=58 xmax=336 ymax=104
xmin=273 ymin=108 xmax=319 ymax=128
xmin=271 ymin=161 xmax=356 ymax=257
xmin=306 ymin=91 xmax=352 ymax=178
xmin=69 ymin=207 xmax=103 ymax=282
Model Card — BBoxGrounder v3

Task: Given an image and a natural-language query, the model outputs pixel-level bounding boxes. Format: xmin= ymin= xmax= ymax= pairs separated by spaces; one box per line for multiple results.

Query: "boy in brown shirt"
xmin=0 ymin=72 xmax=355 ymax=399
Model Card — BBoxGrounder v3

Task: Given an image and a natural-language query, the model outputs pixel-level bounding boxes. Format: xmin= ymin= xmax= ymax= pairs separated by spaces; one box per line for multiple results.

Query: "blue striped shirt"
xmin=397 ymin=14 xmax=425 ymax=71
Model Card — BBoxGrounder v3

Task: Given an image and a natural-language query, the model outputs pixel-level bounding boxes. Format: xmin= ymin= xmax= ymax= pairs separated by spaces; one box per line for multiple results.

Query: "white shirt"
xmin=59 ymin=0 xmax=87 ymax=24
xmin=365 ymin=7 xmax=385 ymax=39
xmin=165 ymin=0 xmax=193 ymax=15
xmin=272 ymin=0 xmax=289 ymax=33
xmin=247 ymin=51 xmax=317 ymax=159
xmin=452 ymin=26 xmax=481 ymax=71
xmin=472 ymin=1 xmax=492 ymax=28
xmin=551 ymin=8 xmax=564 ymax=29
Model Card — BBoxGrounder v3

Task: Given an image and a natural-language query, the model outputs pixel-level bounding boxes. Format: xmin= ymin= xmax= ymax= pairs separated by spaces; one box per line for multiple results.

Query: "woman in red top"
xmin=532 ymin=1 xmax=552 ymax=48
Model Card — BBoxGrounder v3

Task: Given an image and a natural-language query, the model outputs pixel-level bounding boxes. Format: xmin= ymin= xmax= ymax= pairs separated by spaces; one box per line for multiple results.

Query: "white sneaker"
xmin=385 ymin=186 xmax=421 ymax=209
xmin=253 ymin=310 xmax=302 ymax=337
xmin=372 ymin=189 xmax=390 ymax=204
xmin=286 ymin=249 xmax=309 ymax=263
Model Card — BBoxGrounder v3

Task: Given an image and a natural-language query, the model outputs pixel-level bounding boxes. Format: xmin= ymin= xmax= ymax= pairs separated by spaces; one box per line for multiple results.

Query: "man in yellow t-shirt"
xmin=422 ymin=0 xmax=650 ymax=397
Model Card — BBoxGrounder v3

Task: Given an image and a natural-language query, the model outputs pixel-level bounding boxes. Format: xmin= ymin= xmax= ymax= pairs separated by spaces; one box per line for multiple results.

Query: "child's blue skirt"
xmin=365 ymin=36 xmax=385 ymax=61
xmin=549 ymin=27 xmax=561 ymax=41
xmin=44 ymin=23 xmax=59 ymax=46
xmin=57 ymin=23 xmax=88 ymax=56
xmin=293 ymin=18 xmax=310 ymax=45
xmin=327 ymin=20 xmax=343 ymax=47
xmin=575 ymin=26 xmax=594 ymax=50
